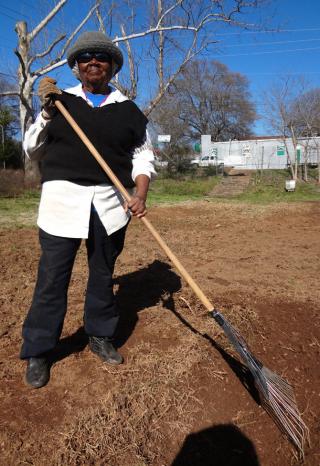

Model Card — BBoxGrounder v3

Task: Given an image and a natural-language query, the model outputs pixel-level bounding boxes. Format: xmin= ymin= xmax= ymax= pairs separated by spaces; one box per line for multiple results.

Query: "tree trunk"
xmin=15 ymin=21 xmax=40 ymax=187
xmin=289 ymin=124 xmax=298 ymax=180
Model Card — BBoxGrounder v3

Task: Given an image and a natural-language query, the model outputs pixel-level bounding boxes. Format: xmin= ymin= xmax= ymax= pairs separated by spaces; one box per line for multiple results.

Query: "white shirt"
xmin=24 ymin=84 xmax=156 ymax=238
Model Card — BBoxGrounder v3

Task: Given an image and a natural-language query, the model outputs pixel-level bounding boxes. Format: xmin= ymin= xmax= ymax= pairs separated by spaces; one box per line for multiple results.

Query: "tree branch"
xmin=58 ymin=1 xmax=101 ymax=60
xmin=120 ymin=23 xmax=137 ymax=99
xmin=145 ymin=34 xmax=213 ymax=116
xmin=14 ymin=49 xmax=28 ymax=87
xmin=157 ymin=0 xmax=164 ymax=93
xmin=0 ymin=91 xmax=20 ymax=97
xmin=32 ymin=1 xmax=101 ymax=77
xmin=114 ymin=11 xmax=259 ymax=43
xmin=30 ymin=33 xmax=66 ymax=63
xmin=33 ymin=58 xmax=67 ymax=77
xmin=29 ymin=0 xmax=68 ymax=42
xmin=95 ymin=4 xmax=106 ymax=33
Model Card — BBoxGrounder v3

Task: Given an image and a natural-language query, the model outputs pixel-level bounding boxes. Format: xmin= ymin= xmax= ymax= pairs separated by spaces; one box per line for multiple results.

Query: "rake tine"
xmin=211 ymin=310 xmax=310 ymax=459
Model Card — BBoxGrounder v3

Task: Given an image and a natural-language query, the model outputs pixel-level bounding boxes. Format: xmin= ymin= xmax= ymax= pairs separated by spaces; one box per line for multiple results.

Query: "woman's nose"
xmin=88 ymin=57 xmax=99 ymax=64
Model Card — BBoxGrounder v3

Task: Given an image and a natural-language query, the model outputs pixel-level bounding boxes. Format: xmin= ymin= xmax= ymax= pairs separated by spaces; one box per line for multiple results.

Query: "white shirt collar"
xmin=64 ymin=83 xmax=128 ymax=106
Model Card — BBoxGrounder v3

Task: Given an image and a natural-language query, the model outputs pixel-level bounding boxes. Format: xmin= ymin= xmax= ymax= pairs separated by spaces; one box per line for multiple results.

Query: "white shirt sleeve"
xmin=23 ymin=112 xmax=51 ymax=161
xmin=131 ymin=128 xmax=157 ymax=182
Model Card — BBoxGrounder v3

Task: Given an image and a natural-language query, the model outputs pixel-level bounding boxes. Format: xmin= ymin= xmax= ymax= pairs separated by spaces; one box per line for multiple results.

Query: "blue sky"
xmin=1 ymin=0 xmax=320 ymax=136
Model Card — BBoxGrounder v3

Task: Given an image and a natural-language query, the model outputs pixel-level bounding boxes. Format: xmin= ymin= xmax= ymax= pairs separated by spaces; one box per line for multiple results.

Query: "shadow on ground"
xmin=48 ymin=326 xmax=88 ymax=364
xmin=169 ymin=306 xmax=261 ymax=405
xmin=115 ymin=259 xmax=181 ymax=346
xmin=171 ymin=423 xmax=260 ymax=466
xmin=41 ymin=260 xmax=180 ymax=364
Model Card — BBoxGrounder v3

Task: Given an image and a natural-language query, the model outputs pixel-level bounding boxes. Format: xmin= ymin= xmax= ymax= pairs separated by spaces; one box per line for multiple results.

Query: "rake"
xmin=54 ymin=98 xmax=310 ymax=459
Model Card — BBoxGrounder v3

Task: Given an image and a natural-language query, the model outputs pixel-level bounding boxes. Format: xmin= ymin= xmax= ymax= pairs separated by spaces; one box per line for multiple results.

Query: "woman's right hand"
xmin=38 ymin=77 xmax=62 ymax=119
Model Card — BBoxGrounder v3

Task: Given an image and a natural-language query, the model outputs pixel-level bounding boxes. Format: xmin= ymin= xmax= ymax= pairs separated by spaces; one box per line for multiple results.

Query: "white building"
xmin=201 ymin=135 xmax=320 ymax=169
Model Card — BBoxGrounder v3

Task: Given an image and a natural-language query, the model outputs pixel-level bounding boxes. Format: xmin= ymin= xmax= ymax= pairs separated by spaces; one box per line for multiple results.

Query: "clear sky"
xmin=1 ymin=0 xmax=320 ymax=136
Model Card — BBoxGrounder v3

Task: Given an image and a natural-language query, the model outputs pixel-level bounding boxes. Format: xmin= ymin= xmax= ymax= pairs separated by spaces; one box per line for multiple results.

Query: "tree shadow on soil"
xmin=115 ymin=259 xmax=181 ymax=347
xmin=169 ymin=307 xmax=261 ymax=405
xmin=171 ymin=423 xmax=260 ymax=466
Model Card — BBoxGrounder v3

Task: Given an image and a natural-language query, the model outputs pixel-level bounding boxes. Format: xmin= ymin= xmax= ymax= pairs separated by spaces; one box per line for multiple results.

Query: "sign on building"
xmin=277 ymin=146 xmax=285 ymax=156
xmin=210 ymin=147 xmax=218 ymax=157
xmin=242 ymin=144 xmax=251 ymax=157
xmin=158 ymin=135 xmax=171 ymax=143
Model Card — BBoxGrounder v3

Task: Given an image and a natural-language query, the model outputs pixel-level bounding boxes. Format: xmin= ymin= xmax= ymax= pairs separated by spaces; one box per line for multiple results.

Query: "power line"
xmin=224 ymin=38 xmax=320 ymax=48
xmin=216 ymin=28 xmax=320 ymax=36
xmin=218 ymin=46 xmax=320 ymax=57
xmin=0 ymin=11 xmax=20 ymax=21
xmin=244 ymin=71 xmax=320 ymax=76
xmin=18 ymin=0 xmax=38 ymax=11
xmin=0 ymin=71 xmax=16 ymax=78
xmin=0 ymin=5 xmax=29 ymax=19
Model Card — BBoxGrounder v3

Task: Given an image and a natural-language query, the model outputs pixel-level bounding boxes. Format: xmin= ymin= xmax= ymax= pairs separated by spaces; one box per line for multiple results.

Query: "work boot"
xmin=89 ymin=336 xmax=123 ymax=365
xmin=25 ymin=357 xmax=50 ymax=388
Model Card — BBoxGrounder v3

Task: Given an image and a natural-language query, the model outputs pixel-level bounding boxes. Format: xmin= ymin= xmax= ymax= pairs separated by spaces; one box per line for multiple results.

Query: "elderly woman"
xmin=21 ymin=31 xmax=156 ymax=388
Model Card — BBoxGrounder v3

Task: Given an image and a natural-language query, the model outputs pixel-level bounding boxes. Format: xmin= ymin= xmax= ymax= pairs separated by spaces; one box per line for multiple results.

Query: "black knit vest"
xmin=41 ymin=92 xmax=148 ymax=187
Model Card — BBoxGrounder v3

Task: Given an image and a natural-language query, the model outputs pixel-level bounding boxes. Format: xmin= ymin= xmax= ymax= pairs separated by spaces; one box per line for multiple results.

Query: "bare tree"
xmin=152 ymin=60 xmax=256 ymax=145
xmin=94 ymin=0 xmax=270 ymax=115
xmin=1 ymin=0 xmax=270 ymax=182
xmin=264 ymin=76 xmax=320 ymax=181
xmin=1 ymin=0 xmax=100 ymax=183
xmin=264 ymin=77 xmax=304 ymax=180
xmin=290 ymin=88 xmax=320 ymax=181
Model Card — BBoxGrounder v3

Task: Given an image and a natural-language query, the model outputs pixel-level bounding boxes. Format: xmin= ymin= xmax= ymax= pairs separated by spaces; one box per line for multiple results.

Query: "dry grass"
xmin=55 ymin=332 xmax=220 ymax=466
xmin=54 ymin=292 xmax=261 ymax=465
xmin=174 ymin=288 xmax=260 ymax=354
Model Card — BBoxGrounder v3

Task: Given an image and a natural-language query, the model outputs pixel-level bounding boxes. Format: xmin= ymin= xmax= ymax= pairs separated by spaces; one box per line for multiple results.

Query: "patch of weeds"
xmin=235 ymin=170 xmax=320 ymax=203
xmin=148 ymin=176 xmax=222 ymax=205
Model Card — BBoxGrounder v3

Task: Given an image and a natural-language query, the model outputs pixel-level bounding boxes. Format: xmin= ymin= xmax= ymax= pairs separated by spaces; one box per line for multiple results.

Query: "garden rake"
xmin=54 ymin=98 xmax=310 ymax=459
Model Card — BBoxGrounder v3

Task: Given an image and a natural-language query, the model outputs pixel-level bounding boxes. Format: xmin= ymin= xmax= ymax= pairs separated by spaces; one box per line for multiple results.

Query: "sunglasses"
xmin=76 ymin=52 xmax=112 ymax=63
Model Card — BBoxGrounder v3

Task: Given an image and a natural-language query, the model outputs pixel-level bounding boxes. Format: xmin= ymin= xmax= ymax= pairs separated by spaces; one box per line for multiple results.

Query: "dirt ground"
xmin=0 ymin=200 xmax=319 ymax=466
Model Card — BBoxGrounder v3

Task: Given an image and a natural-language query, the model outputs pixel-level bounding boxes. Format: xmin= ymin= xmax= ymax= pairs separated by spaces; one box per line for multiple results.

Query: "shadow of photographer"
xmin=171 ymin=423 xmax=260 ymax=466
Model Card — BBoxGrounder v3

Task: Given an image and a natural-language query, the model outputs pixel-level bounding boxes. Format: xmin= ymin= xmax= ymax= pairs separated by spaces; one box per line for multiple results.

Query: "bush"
xmin=0 ymin=169 xmax=25 ymax=197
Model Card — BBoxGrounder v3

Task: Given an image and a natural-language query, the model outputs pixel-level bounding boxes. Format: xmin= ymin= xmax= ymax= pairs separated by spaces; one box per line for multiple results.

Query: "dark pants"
xmin=20 ymin=208 xmax=127 ymax=359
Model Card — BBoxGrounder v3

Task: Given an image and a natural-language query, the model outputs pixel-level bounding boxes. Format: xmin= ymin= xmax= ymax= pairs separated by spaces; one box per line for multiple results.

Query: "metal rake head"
xmin=211 ymin=310 xmax=310 ymax=459
xmin=259 ymin=366 xmax=310 ymax=460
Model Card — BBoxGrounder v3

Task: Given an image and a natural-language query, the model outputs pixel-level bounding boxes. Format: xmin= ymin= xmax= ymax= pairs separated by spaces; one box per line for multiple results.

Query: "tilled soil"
xmin=0 ymin=201 xmax=319 ymax=466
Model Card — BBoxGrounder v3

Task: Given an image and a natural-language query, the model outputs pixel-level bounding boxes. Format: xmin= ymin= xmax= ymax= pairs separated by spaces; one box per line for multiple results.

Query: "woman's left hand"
xmin=126 ymin=195 xmax=147 ymax=218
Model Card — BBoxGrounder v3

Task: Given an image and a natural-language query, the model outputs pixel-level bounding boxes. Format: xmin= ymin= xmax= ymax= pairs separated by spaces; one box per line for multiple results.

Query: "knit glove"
xmin=38 ymin=77 xmax=62 ymax=119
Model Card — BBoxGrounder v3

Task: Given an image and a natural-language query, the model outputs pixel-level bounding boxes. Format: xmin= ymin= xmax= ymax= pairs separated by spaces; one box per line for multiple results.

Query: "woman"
xmin=21 ymin=31 xmax=156 ymax=388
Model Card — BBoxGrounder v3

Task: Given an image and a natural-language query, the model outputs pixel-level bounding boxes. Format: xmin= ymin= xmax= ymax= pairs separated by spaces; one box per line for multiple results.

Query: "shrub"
xmin=0 ymin=169 xmax=25 ymax=197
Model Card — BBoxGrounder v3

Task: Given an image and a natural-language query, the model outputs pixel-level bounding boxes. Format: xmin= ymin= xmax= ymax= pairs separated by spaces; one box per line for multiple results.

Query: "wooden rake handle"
xmin=55 ymin=99 xmax=214 ymax=312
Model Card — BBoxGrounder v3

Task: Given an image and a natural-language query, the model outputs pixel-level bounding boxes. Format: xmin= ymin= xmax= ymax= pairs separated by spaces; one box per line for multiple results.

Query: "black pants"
xmin=20 ymin=208 xmax=127 ymax=359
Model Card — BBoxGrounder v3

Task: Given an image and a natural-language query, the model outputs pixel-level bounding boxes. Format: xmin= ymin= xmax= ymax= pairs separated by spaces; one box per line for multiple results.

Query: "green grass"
xmin=0 ymin=190 xmax=40 ymax=228
xmin=0 ymin=171 xmax=319 ymax=229
xmin=148 ymin=176 xmax=221 ymax=205
xmin=236 ymin=170 xmax=320 ymax=203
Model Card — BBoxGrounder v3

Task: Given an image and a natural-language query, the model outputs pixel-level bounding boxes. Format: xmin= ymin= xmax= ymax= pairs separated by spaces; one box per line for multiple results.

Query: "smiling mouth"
xmin=87 ymin=65 xmax=102 ymax=72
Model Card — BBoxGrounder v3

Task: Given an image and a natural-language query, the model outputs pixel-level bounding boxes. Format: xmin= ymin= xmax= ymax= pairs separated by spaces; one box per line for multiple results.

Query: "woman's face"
xmin=77 ymin=52 xmax=113 ymax=91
